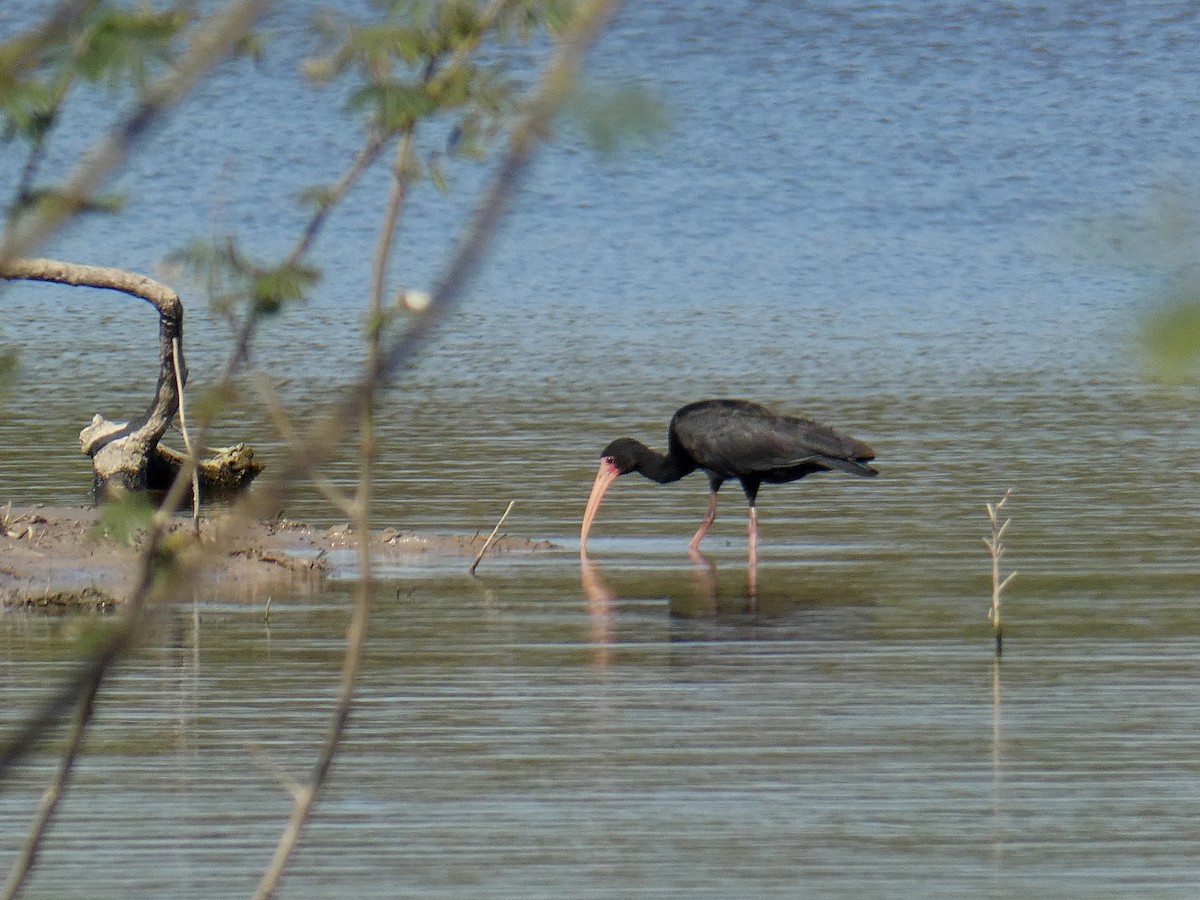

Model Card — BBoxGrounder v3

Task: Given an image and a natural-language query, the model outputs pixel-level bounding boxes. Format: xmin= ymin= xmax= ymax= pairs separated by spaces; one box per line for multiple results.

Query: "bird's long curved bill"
xmin=580 ymin=459 xmax=620 ymax=553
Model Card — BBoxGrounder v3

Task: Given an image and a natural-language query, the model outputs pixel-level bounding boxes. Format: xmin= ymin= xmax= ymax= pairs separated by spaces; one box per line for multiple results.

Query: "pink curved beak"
xmin=580 ymin=458 xmax=621 ymax=553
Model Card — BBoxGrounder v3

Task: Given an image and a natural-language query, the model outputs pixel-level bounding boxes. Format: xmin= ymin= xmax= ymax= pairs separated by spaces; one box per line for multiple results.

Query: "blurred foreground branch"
xmin=252 ymin=3 xmax=623 ymax=895
xmin=0 ymin=1 xmax=624 ymax=898
xmin=0 ymin=0 xmax=274 ymax=267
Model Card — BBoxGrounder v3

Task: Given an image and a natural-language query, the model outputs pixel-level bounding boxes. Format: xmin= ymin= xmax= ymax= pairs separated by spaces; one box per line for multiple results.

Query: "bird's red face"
xmin=580 ymin=453 xmax=624 ymax=554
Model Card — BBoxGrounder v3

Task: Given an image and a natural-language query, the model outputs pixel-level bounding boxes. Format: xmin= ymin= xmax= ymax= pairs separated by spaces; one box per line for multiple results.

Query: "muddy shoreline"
xmin=0 ymin=506 xmax=557 ymax=612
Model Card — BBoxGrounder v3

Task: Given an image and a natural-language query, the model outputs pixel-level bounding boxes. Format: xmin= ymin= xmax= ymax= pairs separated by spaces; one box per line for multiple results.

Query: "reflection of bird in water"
xmin=580 ymin=552 xmax=878 ymax=645
xmin=580 ymin=555 xmax=616 ymax=604
xmin=580 ymin=557 xmax=615 ymax=667
xmin=581 ymin=399 xmax=877 ymax=562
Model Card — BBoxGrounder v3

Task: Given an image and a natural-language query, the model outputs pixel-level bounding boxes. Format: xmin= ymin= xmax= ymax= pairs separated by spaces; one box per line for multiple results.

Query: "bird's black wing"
xmin=672 ymin=399 xmax=876 ymax=478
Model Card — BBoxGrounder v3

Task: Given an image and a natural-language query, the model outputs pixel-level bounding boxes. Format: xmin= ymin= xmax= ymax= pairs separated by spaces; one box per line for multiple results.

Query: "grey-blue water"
xmin=2 ymin=1 xmax=1200 ymax=896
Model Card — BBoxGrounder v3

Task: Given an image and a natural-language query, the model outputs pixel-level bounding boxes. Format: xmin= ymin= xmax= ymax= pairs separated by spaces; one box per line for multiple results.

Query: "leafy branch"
xmin=0 ymin=0 xmax=275 ymax=266
xmin=0 ymin=2 xmax=626 ymax=898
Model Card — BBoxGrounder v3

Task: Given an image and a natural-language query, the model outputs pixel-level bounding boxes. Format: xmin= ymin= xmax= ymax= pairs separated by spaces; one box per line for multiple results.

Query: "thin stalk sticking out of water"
xmin=471 ymin=500 xmax=515 ymax=575
xmin=172 ymin=337 xmax=200 ymax=533
xmin=984 ymin=489 xmax=1016 ymax=657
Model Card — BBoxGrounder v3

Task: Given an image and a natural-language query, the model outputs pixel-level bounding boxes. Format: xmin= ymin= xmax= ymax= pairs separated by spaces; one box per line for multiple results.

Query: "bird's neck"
xmin=635 ymin=443 xmax=694 ymax=484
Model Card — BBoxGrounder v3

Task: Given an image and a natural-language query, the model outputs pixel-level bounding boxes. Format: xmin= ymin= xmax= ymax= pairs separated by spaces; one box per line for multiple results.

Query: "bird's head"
xmin=580 ymin=438 xmax=646 ymax=554
xmin=598 ymin=438 xmax=646 ymax=475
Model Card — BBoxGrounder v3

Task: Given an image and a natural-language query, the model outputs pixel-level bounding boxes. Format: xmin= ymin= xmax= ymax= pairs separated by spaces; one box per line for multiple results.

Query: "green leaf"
xmin=427 ymin=155 xmax=449 ymax=193
xmin=446 ymin=112 xmax=488 ymax=159
xmin=167 ymin=239 xmax=319 ymax=316
xmin=72 ymin=4 xmax=189 ymax=91
xmin=1142 ymin=296 xmax=1200 ymax=378
xmin=346 ymin=80 xmax=436 ymax=130
xmin=165 ymin=238 xmax=238 ymax=290
xmin=10 ymin=188 xmax=125 ymax=220
xmin=194 ymin=382 xmax=239 ymax=423
xmin=71 ymin=620 xmax=125 ymax=658
xmin=428 ymin=63 xmax=474 ymax=108
xmin=251 ymin=261 xmax=320 ymax=315
xmin=297 ymin=183 xmax=337 ymax=210
xmin=93 ymin=492 xmax=155 ymax=546
xmin=0 ymin=83 xmax=54 ymax=142
xmin=567 ymin=82 xmax=670 ymax=155
xmin=434 ymin=0 xmax=483 ymax=49
xmin=496 ymin=0 xmax=579 ymax=41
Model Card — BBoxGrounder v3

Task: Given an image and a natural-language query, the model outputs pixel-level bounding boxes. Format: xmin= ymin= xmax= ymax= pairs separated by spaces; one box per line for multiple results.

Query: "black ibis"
xmin=580 ymin=399 xmax=877 ymax=555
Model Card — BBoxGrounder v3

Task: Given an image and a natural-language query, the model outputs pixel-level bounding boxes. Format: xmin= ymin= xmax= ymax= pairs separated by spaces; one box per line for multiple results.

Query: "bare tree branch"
xmin=1 ymin=256 xmax=185 ymax=448
xmin=0 ymin=0 xmax=100 ymax=78
xmin=0 ymin=7 xmax=279 ymax=879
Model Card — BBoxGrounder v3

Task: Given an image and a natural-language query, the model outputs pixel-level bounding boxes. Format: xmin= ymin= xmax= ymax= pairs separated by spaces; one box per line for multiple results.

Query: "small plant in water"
xmin=984 ymin=489 xmax=1017 ymax=657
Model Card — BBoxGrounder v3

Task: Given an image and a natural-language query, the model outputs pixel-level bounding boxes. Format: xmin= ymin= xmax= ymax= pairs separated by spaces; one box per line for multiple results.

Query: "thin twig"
xmin=983 ymin=489 xmax=1016 ymax=658
xmin=172 ymin=336 xmax=201 ymax=532
xmin=251 ymin=3 xmax=621 ymax=894
xmin=0 ymin=0 xmax=277 ymax=791
xmin=250 ymin=374 xmax=354 ymax=515
xmin=251 ymin=49 xmax=418 ymax=900
xmin=470 ymin=500 xmax=515 ymax=575
xmin=287 ymin=134 xmax=390 ymax=267
xmin=0 ymin=0 xmax=276 ymax=267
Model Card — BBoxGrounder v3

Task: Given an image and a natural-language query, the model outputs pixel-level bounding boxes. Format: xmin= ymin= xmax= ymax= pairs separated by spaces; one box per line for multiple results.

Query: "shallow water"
xmin=2 ymin=564 xmax=1199 ymax=898
xmin=3 ymin=0 xmax=1200 ymax=896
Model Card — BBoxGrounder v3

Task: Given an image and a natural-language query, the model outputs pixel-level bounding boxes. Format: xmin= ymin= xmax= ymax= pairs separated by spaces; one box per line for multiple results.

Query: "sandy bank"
xmin=0 ymin=506 xmax=556 ymax=612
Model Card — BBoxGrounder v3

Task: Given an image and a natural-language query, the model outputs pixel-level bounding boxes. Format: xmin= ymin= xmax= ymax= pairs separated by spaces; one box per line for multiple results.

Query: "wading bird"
xmin=580 ymin=399 xmax=877 ymax=557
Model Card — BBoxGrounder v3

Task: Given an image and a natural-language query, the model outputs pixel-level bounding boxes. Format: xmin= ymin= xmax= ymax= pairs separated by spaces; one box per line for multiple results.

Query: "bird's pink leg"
xmin=689 ymin=492 xmax=719 ymax=549
xmin=746 ymin=506 xmax=759 ymax=599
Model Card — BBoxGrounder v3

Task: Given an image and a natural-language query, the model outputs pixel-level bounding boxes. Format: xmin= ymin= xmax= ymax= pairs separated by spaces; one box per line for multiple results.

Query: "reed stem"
xmin=984 ymin=489 xmax=1016 ymax=657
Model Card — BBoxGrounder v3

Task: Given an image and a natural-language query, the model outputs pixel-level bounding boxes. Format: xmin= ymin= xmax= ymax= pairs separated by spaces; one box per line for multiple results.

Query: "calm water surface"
xmin=2 ymin=0 xmax=1200 ymax=896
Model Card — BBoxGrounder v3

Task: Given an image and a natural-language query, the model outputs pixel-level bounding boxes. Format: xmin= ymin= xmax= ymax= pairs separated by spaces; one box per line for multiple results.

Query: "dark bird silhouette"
xmin=580 ymin=399 xmax=877 ymax=556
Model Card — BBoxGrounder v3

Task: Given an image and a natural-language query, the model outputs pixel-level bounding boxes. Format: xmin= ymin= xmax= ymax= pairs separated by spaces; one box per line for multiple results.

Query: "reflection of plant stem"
xmin=984 ymin=489 xmax=1016 ymax=657
xmin=989 ymin=654 xmax=1003 ymax=870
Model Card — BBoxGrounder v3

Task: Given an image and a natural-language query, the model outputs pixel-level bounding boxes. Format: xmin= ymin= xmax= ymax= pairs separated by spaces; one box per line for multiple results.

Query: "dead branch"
xmin=1 ymin=257 xmax=262 ymax=498
xmin=0 ymin=0 xmax=277 ymax=786
xmin=471 ymin=500 xmax=516 ymax=575
xmin=2 ymin=257 xmax=185 ymax=494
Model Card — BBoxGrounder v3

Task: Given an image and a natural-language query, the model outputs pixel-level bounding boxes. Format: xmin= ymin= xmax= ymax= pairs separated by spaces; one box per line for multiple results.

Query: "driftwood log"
xmin=1 ymin=257 xmax=262 ymax=500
